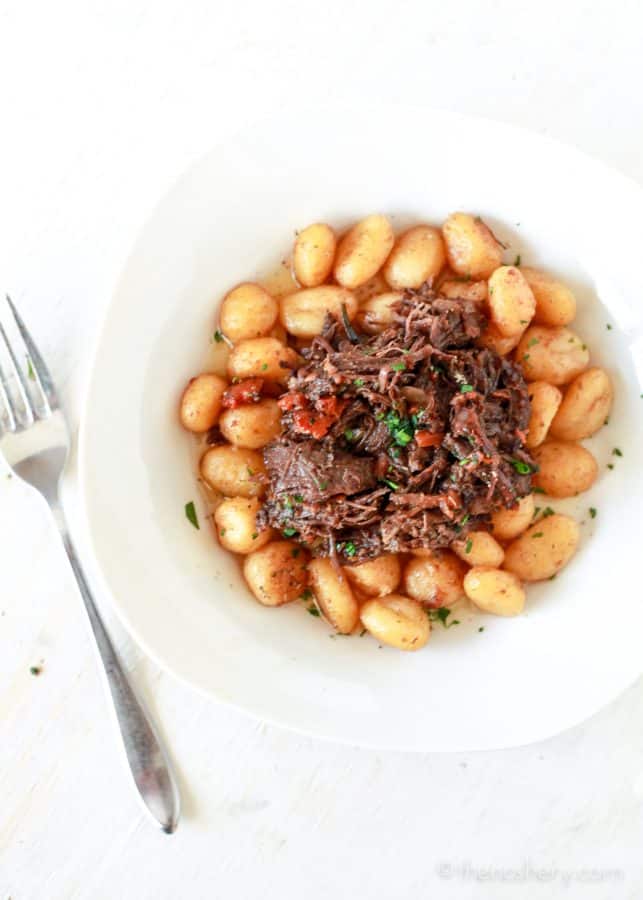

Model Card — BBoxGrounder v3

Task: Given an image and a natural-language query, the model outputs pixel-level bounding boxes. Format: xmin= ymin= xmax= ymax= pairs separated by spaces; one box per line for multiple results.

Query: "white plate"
xmin=79 ymin=107 xmax=643 ymax=751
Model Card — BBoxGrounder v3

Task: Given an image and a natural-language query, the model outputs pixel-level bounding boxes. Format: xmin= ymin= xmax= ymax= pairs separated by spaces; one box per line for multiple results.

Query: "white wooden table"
xmin=2 ymin=2 xmax=643 ymax=897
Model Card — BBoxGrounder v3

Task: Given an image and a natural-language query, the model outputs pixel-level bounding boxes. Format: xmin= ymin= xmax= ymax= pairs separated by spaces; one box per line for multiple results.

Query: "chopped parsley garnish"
xmin=344 ymin=429 xmax=356 ymax=442
xmin=542 ymin=506 xmax=555 ymax=518
xmin=252 ymin=532 xmax=259 ymax=540
xmin=514 ymin=254 xmax=521 ymax=266
xmin=26 ymin=356 xmax=36 ymax=380
xmin=478 ymin=626 xmax=484 ymax=633
xmin=527 ymin=337 xmax=539 ymax=348
xmin=391 ymin=361 xmax=406 ymax=372
xmin=385 ymin=410 xmax=415 ymax=446
xmin=532 ymin=531 xmax=544 ymax=538
xmin=261 ymin=363 xmax=268 ymax=371
xmin=533 ymin=486 xmax=546 ymax=494
xmin=343 ymin=541 xmax=357 ymax=557
xmin=282 ymin=496 xmax=294 ymax=509
xmin=213 ymin=330 xmax=224 ymax=343
xmin=465 ymin=539 xmax=473 ymax=555
xmin=300 ymin=588 xmax=313 ymax=602
xmin=510 ymin=459 xmax=532 ymax=475
xmin=375 ymin=411 xmax=385 ymax=420
xmin=606 ymin=323 xmax=613 ymax=330
xmin=353 ymin=378 xmax=365 ymax=387
xmin=185 ymin=501 xmax=199 ymax=529
xmin=522 ymin=354 xmax=530 ymax=361
xmin=534 ymin=507 xmax=541 ymax=518
xmin=316 ymin=480 xmax=329 ymax=490
xmin=294 ymin=494 xmax=304 ymax=502
xmin=359 ymin=628 xmax=367 ymax=637
xmin=460 ymin=384 xmax=474 ymax=393
xmin=389 ymin=445 xmax=400 ymax=458
xmin=458 ymin=456 xmax=472 ymax=466
xmin=282 ymin=527 xmax=298 ymax=537
xmin=589 ymin=507 xmax=597 ymax=519
xmin=607 ymin=463 xmax=614 ymax=470
xmin=428 ymin=607 xmax=460 ymax=628
xmin=612 ymin=447 xmax=623 ymax=457
xmin=382 ymin=478 xmax=400 ymax=490
xmin=246 ymin=467 xmax=254 ymax=476
xmin=30 ymin=665 xmax=42 ymax=676
xmin=307 ymin=606 xmax=320 ymax=617
xmin=460 ymin=514 xmax=470 ymax=525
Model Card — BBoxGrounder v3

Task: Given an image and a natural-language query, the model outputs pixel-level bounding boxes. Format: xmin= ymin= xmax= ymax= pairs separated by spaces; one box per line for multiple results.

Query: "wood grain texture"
xmin=2 ymin=1 xmax=643 ymax=897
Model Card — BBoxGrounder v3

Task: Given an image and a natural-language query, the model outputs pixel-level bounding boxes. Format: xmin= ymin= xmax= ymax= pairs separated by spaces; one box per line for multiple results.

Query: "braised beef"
xmin=258 ymin=287 xmax=534 ymax=562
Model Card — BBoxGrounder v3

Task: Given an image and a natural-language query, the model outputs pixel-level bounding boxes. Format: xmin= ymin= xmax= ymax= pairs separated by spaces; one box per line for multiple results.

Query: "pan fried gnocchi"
xmin=179 ymin=211 xmax=613 ymax=652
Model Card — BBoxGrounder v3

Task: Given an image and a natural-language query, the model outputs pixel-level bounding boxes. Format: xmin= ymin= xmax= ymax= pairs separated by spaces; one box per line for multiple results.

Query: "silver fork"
xmin=0 ymin=294 xmax=180 ymax=834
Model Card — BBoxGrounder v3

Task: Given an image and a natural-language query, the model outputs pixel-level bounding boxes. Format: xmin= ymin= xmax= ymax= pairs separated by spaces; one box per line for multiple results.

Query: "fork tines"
xmin=0 ymin=295 xmax=58 ymax=434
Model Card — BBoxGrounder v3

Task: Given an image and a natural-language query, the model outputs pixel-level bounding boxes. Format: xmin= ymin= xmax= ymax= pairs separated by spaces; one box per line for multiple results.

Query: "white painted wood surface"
xmin=1 ymin=2 xmax=643 ymax=897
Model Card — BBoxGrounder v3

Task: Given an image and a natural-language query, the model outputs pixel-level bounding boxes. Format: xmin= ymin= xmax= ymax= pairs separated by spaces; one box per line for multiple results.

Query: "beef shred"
xmin=258 ymin=286 xmax=534 ymax=562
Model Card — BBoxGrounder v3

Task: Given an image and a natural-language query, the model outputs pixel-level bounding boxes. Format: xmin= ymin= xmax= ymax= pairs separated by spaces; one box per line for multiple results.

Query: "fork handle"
xmin=54 ymin=509 xmax=181 ymax=833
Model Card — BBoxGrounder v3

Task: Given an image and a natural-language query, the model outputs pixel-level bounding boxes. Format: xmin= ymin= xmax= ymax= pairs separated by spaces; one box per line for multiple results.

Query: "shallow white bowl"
xmin=79 ymin=107 xmax=643 ymax=751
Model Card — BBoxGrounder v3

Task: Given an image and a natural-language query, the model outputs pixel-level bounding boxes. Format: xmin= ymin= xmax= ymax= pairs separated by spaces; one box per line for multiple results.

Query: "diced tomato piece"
xmin=316 ymin=395 xmax=346 ymax=417
xmin=278 ymin=391 xmax=307 ymax=412
xmin=292 ymin=409 xmax=335 ymax=439
xmin=222 ymin=378 xmax=264 ymax=409
xmin=415 ymin=430 xmax=444 ymax=448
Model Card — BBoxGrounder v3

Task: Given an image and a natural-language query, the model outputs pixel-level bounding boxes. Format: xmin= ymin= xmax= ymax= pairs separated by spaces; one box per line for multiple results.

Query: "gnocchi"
xmin=487 ymin=265 xmax=536 ymax=337
xmin=520 ymin=267 xmax=576 ymax=327
xmin=490 ymin=494 xmax=535 ymax=541
xmin=549 ymin=367 xmax=613 ymax=441
xmin=403 ymin=551 xmax=466 ymax=608
xmin=531 ymin=440 xmax=598 ymax=498
xmin=442 ymin=212 xmax=503 ymax=279
xmin=383 ymin=225 xmax=446 ymax=289
xmin=293 ymin=223 xmax=337 ymax=287
xmin=360 ymin=595 xmax=430 ymax=651
xmin=503 ymin=515 xmax=580 ymax=582
xmin=200 ymin=445 xmax=267 ymax=498
xmin=180 ymin=373 xmax=226 ymax=433
xmin=219 ymin=399 xmax=282 ymax=449
xmin=463 ymin=567 xmax=525 ymax=616
xmin=214 ymin=497 xmax=273 ymax=554
xmin=243 ymin=541 xmax=309 ymax=606
xmin=309 ymin=559 xmax=359 ymax=634
xmin=343 ymin=553 xmax=401 ymax=597
xmin=355 ymin=291 xmax=403 ymax=334
xmin=334 ymin=214 xmax=395 ymax=289
xmin=453 ymin=531 xmax=505 ymax=568
xmin=220 ymin=283 xmax=278 ymax=342
xmin=280 ymin=286 xmax=358 ymax=339
xmin=526 ymin=381 xmax=563 ymax=448
xmin=227 ymin=337 xmax=299 ymax=385
xmin=516 ymin=326 xmax=589 ymax=385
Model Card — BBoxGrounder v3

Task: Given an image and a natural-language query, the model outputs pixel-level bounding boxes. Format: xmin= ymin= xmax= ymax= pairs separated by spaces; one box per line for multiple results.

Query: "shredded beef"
xmin=257 ymin=287 xmax=534 ymax=562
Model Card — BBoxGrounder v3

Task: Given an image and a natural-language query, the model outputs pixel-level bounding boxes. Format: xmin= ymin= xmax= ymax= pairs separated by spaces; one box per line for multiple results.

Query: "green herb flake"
xmin=30 ymin=665 xmax=42 ymax=676
xmin=606 ymin=323 xmax=613 ymax=330
xmin=252 ymin=532 xmax=259 ymax=540
xmin=532 ymin=531 xmax=544 ymax=538
xmin=261 ymin=363 xmax=268 ymax=371
xmin=359 ymin=628 xmax=367 ymax=637
xmin=522 ymin=354 xmax=530 ymax=361
xmin=533 ymin=486 xmax=546 ymax=494
xmin=391 ymin=362 xmax=406 ymax=372
xmin=344 ymin=429 xmax=356 ymax=442
xmin=542 ymin=506 xmax=555 ymax=518
xmin=458 ymin=457 xmax=471 ymax=466
xmin=533 ymin=507 xmax=541 ymax=518
xmin=527 ymin=337 xmax=539 ymax=348
xmin=213 ymin=330 xmax=224 ymax=343
xmin=26 ymin=356 xmax=36 ymax=381
xmin=428 ymin=607 xmax=460 ymax=628
xmin=307 ymin=606 xmax=320 ymax=617
xmin=604 ymin=417 xmax=610 ymax=425
xmin=465 ymin=539 xmax=473 ymax=555
xmin=460 ymin=384 xmax=474 ymax=394
xmin=612 ymin=447 xmax=623 ymax=457
xmin=478 ymin=626 xmax=485 ymax=633
xmin=246 ymin=467 xmax=254 ymax=476
xmin=343 ymin=541 xmax=357 ymax=557
xmin=185 ymin=501 xmax=199 ymax=530
xmin=353 ymin=378 xmax=365 ymax=387
xmin=282 ymin=527 xmax=298 ymax=537
xmin=511 ymin=459 xmax=532 ymax=475
xmin=375 ymin=411 xmax=385 ymax=421
xmin=589 ymin=507 xmax=597 ymax=519
xmin=294 ymin=494 xmax=304 ymax=502
xmin=607 ymin=463 xmax=614 ymax=470
xmin=460 ymin=514 xmax=470 ymax=526
xmin=300 ymin=588 xmax=313 ymax=602
xmin=219 ymin=528 xmax=226 ymax=537
xmin=514 ymin=254 xmax=521 ymax=266
xmin=549 ymin=574 xmax=557 ymax=581
xmin=317 ymin=480 xmax=329 ymax=490
xmin=382 ymin=478 xmax=400 ymax=491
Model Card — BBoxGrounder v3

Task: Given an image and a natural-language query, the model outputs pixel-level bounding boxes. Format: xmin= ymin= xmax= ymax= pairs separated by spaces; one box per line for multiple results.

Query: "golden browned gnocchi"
xmin=403 ymin=551 xmax=466 ymax=608
xmin=355 ymin=291 xmax=403 ymax=334
xmin=227 ymin=337 xmax=299 ymax=384
xmin=487 ymin=265 xmax=536 ymax=337
xmin=293 ymin=223 xmax=337 ymax=287
xmin=243 ymin=541 xmax=309 ymax=606
xmin=503 ymin=515 xmax=580 ymax=582
xmin=531 ymin=440 xmax=598 ymax=498
xmin=490 ymin=494 xmax=535 ymax=541
xmin=549 ymin=367 xmax=613 ymax=441
xmin=308 ymin=559 xmax=359 ymax=634
xmin=343 ymin=554 xmax=401 ymax=597
xmin=220 ymin=283 xmax=278 ymax=342
xmin=334 ymin=214 xmax=395 ymax=289
xmin=516 ymin=326 xmax=589 ymax=385
xmin=214 ymin=497 xmax=273 ymax=554
xmin=200 ymin=445 xmax=267 ymax=498
xmin=280 ymin=285 xmax=358 ymax=339
xmin=180 ymin=373 xmax=227 ymax=433
xmin=383 ymin=225 xmax=446 ymax=289
xmin=219 ymin=399 xmax=282 ymax=449
xmin=180 ymin=210 xmax=613 ymax=651
xmin=453 ymin=531 xmax=505 ymax=568
xmin=526 ymin=381 xmax=563 ymax=448
xmin=463 ymin=567 xmax=525 ymax=616
xmin=360 ymin=595 xmax=430 ymax=651
xmin=520 ymin=267 xmax=576 ymax=327
xmin=442 ymin=212 xmax=503 ymax=279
